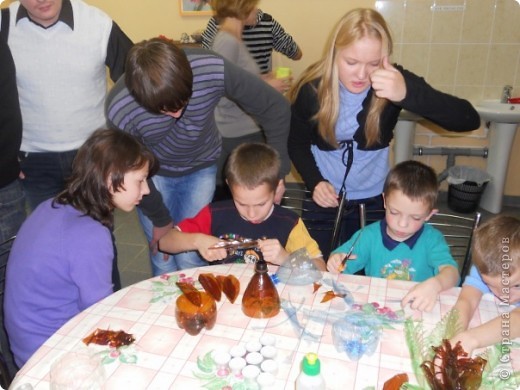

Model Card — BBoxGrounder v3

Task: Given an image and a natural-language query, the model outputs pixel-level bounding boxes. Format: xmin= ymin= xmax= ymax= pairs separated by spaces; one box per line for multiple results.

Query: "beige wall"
xmin=3 ymin=0 xmax=520 ymax=196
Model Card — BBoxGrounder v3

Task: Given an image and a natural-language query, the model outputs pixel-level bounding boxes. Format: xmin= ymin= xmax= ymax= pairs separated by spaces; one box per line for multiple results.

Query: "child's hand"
xmin=257 ymin=238 xmax=288 ymax=265
xmin=327 ymin=253 xmax=343 ymax=274
xmin=449 ymin=331 xmax=479 ymax=356
xmin=401 ymin=277 xmax=442 ymax=312
xmin=199 ymin=235 xmax=228 ymax=262
xmin=326 ymin=252 xmax=357 ymax=274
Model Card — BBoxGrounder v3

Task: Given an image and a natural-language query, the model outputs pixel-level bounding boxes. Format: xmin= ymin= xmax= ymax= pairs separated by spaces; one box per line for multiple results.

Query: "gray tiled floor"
xmin=114 ymin=195 xmax=520 ymax=288
xmin=113 ymin=209 xmax=150 ymax=288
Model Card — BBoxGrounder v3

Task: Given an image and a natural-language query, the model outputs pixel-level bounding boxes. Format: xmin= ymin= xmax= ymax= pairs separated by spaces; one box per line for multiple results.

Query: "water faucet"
xmin=501 ymin=85 xmax=513 ymax=103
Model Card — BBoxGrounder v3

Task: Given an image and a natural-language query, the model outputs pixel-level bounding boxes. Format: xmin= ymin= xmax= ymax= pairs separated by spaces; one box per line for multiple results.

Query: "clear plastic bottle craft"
xmin=332 ymin=312 xmax=381 ymax=360
xmin=275 ymin=248 xmax=322 ymax=285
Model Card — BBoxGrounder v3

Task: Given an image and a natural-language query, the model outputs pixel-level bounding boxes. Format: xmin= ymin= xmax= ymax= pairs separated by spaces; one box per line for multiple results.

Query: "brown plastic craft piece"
xmin=383 ymin=373 xmax=409 ymax=390
xmin=217 ymin=274 xmax=240 ymax=304
xmin=83 ymin=329 xmax=135 ymax=348
xmin=421 ymin=339 xmax=487 ymax=390
xmin=320 ymin=290 xmax=346 ymax=303
xmin=176 ymin=282 xmax=202 ymax=306
xmin=198 ymin=273 xmax=222 ymax=301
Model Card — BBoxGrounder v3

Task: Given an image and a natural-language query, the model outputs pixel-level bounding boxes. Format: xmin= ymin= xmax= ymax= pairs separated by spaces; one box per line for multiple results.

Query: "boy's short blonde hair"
xmin=225 ymin=143 xmax=280 ymax=192
xmin=211 ymin=0 xmax=259 ymax=21
xmin=383 ymin=160 xmax=438 ymax=210
xmin=472 ymin=215 xmax=520 ymax=276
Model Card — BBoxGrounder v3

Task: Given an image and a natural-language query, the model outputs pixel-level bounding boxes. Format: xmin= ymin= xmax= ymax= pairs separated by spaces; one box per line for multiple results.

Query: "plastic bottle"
xmin=241 ymin=258 xmax=280 ymax=318
xmin=295 ymin=353 xmax=326 ymax=390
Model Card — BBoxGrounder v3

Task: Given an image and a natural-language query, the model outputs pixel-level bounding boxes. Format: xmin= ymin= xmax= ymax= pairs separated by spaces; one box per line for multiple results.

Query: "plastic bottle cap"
xmin=245 ymin=351 xmax=263 ymax=365
xmin=255 ymin=260 xmax=268 ymax=272
xmin=230 ymin=344 xmax=247 ymax=358
xmin=259 ymin=334 xmax=276 ymax=346
xmin=302 ymin=353 xmax=321 ymax=376
xmin=242 ymin=364 xmax=261 ymax=379
xmin=260 ymin=345 xmax=277 ymax=359
xmin=245 ymin=340 xmax=262 ymax=353
xmin=229 ymin=357 xmax=246 ymax=374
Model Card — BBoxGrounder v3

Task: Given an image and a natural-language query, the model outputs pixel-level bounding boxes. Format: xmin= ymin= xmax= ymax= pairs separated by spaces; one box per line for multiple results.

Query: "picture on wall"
xmin=179 ymin=0 xmax=213 ymax=16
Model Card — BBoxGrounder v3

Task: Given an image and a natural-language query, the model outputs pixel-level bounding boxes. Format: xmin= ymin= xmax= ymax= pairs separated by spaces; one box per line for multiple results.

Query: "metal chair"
xmin=427 ymin=212 xmax=481 ymax=284
xmin=0 ymin=236 xmax=17 ymax=388
xmin=281 ymin=187 xmax=345 ymax=257
xmin=359 ymin=204 xmax=481 ymax=286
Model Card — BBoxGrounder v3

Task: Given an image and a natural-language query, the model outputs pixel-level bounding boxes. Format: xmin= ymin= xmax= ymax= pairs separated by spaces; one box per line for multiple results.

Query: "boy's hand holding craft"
xmin=257 ymin=238 xmax=288 ymax=265
xmin=327 ymin=252 xmax=357 ymax=274
xmin=195 ymin=235 xmax=227 ymax=261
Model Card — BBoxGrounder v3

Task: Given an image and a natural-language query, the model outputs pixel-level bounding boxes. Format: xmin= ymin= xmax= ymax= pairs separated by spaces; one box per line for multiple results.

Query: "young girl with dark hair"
xmin=5 ymin=129 xmax=157 ymax=368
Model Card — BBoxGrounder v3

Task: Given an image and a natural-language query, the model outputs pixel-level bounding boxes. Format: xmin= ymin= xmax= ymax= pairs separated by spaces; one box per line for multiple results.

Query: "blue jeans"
xmin=138 ymin=165 xmax=217 ymax=275
xmin=0 ymin=179 xmax=26 ymax=243
xmin=19 ymin=150 xmax=77 ymax=211
xmin=0 ymin=179 xmax=25 ymax=377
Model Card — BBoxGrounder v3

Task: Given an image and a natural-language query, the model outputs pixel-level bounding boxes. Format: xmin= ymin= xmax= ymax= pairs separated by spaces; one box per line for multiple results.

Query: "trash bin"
xmin=446 ymin=166 xmax=491 ymax=213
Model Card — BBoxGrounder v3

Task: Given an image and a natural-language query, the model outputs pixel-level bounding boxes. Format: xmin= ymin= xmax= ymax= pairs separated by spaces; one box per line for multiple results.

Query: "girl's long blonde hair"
xmin=288 ymin=8 xmax=393 ymax=148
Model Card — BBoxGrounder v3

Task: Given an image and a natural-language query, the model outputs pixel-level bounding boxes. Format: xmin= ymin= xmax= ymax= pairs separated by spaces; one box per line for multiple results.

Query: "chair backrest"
xmin=0 ymin=236 xmax=16 ymax=388
xmin=358 ymin=204 xmax=481 ymax=286
xmin=427 ymin=212 xmax=481 ymax=284
xmin=281 ymin=188 xmax=345 ymax=254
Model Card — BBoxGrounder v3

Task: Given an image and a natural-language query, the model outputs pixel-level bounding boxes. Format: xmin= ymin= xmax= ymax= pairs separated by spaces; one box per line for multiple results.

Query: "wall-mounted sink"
xmin=393 ymin=101 xmax=520 ymax=214
xmin=474 ymin=100 xmax=520 ymax=123
xmin=393 ymin=110 xmax=423 ymax=164
xmin=398 ymin=109 xmax=422 ymax=122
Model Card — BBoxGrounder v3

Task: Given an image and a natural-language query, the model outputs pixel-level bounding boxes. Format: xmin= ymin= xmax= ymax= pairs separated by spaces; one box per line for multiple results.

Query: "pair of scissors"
xmin=208 ymin=239 xmax=259 ymax=251
xmin=339 ymin=229 xmax=362 ymax=271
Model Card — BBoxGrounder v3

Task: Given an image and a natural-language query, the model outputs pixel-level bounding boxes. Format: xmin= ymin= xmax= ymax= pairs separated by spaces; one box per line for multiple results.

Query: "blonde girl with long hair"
xmin=287 ymin=8 xmax=480 ymax=258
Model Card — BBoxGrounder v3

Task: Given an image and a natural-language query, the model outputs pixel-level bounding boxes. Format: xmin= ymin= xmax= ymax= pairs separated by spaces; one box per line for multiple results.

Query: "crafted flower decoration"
xmin=332 ymin=303 xmax=404 ymax=361
xmin=350 ymin=301 xmax=404 ymax=326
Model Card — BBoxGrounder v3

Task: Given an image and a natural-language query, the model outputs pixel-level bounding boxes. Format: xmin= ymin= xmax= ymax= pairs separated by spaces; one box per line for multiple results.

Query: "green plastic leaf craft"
xmin=404 ymin=308 xmax=461 ymax=387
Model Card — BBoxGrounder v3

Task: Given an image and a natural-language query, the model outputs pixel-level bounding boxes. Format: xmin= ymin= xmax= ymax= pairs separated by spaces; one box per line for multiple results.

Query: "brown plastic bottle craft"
xmin=175 ymin=291 xmax=217 ymax=336
xmin=241 ymin=255 xmax=281 ymax=318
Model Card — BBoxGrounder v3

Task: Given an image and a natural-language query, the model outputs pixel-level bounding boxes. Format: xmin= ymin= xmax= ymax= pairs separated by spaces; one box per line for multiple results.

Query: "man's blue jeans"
xmin=18 ymin=150 xmax=77 ymax=211
xmin=138 ymin=165 xmax=217 ymax=275
xmin=0 ymin=179 xmax=26 ymax=243
xmin=0 ymin=179 xmax=25 ymax=377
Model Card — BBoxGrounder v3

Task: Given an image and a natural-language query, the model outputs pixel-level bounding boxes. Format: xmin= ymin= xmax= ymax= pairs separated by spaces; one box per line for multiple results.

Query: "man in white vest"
xmin=1 ymin=0 xmax=133 ymax=210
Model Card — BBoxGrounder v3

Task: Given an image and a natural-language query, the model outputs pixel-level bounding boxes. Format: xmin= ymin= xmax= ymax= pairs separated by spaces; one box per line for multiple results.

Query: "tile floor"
xmin=114 ymin=194 xmax=520 ymax=288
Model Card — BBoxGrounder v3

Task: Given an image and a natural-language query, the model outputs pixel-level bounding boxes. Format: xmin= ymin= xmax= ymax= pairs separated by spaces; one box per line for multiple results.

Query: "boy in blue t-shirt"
xmin=327 ymin=160 xmax=459 ymax=312
xmin=450 ymin=215 xmax=520 ymax=354
xmin=159 ymin=143 xmax=325 ymax=270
